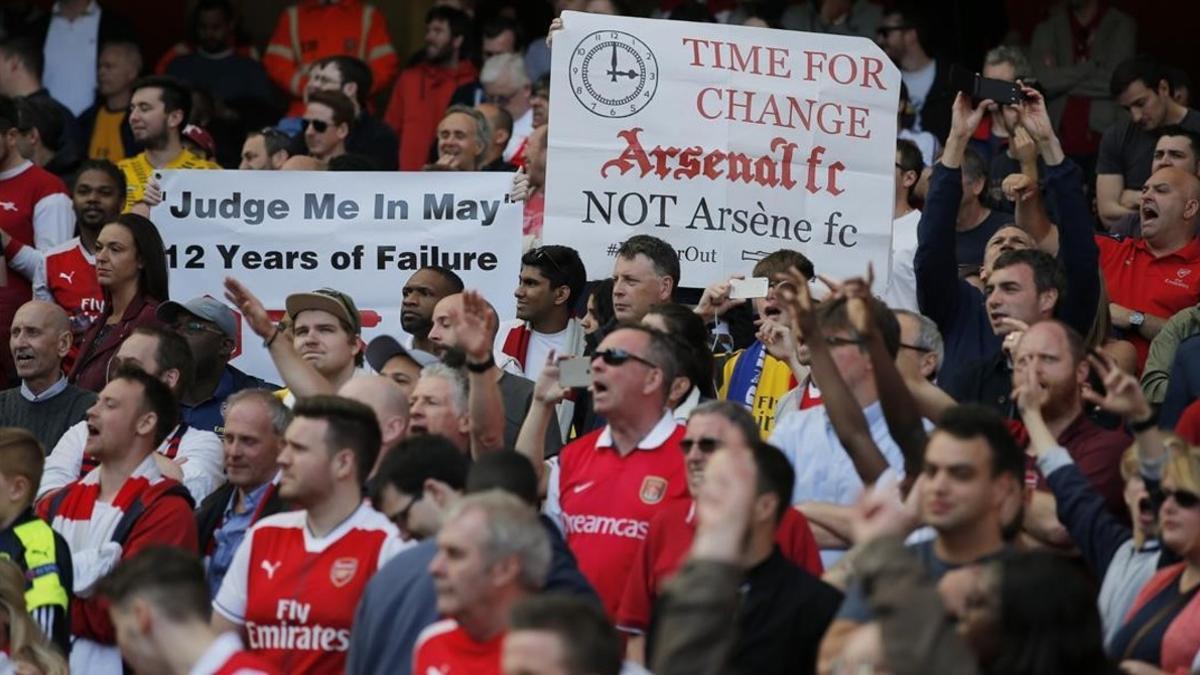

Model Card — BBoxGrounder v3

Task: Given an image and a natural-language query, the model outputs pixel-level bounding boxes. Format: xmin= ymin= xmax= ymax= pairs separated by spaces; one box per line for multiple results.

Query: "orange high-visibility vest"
xmin=263 ymin=0 xmax=398 ymax=115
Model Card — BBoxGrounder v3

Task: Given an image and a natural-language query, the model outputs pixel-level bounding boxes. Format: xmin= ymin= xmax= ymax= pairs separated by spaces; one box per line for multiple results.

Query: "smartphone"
xmin=729 ymin=276 xmax=769 ymax=300
xmin=557 ymin=357 xmax=593 ymax=388
xmin=949 ymin=64 xmax=1023 ymax=106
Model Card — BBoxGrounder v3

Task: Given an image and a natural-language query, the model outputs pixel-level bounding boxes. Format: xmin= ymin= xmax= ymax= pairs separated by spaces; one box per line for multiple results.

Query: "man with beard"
xmin=1 ymin=159 xmax=122 ymax=359
xmin=385 ymin=6 xmax=478 ymax=170
xmin=156 ymin=296 xmax=276 ymax=434
xmin=400 ymin=266 xmax=463 ymax=353
xmin=161 ymin=0 xmax=273 ymax=109
xmin=117 ymin=76 xmax=218 ymax=212
xmin=1012 ymin=320 xmax=1131 ymax=549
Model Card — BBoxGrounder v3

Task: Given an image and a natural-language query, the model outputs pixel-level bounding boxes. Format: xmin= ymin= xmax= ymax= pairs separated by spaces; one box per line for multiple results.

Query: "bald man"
xmin=1099 ymin=166 xmax=1200 ymax=369
xmin=428 ymin=292 xmax=562 ymax=454
xmin=0 ymin=301 xmax=97 ymax=449
xmin=338 ymin=374 xmax=410 ymax=473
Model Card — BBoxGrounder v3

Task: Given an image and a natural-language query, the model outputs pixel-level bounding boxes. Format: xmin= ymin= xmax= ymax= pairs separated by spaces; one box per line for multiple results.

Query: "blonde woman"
xmin=0 ymin=559 xmax=68 ymax=675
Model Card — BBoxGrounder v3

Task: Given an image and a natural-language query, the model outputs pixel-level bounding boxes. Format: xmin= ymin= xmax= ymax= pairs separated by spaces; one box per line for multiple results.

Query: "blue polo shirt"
xmin=180 ymin=365 xmax=278 ymax=436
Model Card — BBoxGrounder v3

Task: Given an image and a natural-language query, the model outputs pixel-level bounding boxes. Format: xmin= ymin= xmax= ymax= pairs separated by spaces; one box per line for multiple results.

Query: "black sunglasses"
xmin=1161 ymin=488 xmax=1200 ymax=509
xmin=388 ymin=494 xmax=422 ymax=530
xmin=532 ymin=247 xmax=563 ymax=277
xmin=681 ymin=437 xmax=720 ymax=454
xmin=899 ymin=342 xmax=932 ymax=353
xmin=594 ymin=348 xmax=658 ymax=369
xmin=303 ymin=118 xmax=330 ymax=133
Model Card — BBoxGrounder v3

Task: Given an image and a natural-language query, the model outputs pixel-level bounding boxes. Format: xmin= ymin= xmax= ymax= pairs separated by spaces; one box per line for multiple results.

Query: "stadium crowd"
xmin=0 ymin=0 xmax=1197 ymax=673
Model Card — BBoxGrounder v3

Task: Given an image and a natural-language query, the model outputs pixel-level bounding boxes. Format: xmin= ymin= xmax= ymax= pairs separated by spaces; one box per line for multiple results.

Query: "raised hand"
xmin=695 ymin=275 xmax=746 ymax=323
xmin=223 ymin=277 xmax=275 ymax=338
xmin=532 ymin=350 xmax=569 ymax=405
xmin=849 ymin=475 xmax=915 ymax=544
xmin=1013 ymin=361 xmax=1049 ymax=418
xmin=756 ymin=317 xmax=798 ymax=362
xmin=999 ymin=318 xmax=1029 ymax=359
xmin=1082 ymin=351 xmax=1153 ymax=422
xmin=692 ymin=447 xmax=757 ymax=562
xmin=456 ymin=290 xmax=498 ymax=365
xmin=842 ymin=264 xmax=875 ymax=337
xmin=1010 ymin=125 xmax=1039 ymax=166
xmin=508 ymin=166 xmax=530 ymax=203
xmin=950 ymin=92 xmax=994 ymax=142
xmin=1016 ymin=84 xmax=1055 ymax=146
xmin=546 ymin=17 xmax=564 ymax=48
xmin=1002 ymin=172 xmax=1038 ymax=203
xmin=774 ymin=266 xmax=818 ymax=341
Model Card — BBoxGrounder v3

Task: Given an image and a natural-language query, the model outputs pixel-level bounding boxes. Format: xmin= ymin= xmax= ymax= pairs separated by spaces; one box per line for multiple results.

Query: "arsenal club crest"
xmin=330 ymin=557 xmax=359 ymax=588
xmin=640 ymin=476 xmax=668 ymax=505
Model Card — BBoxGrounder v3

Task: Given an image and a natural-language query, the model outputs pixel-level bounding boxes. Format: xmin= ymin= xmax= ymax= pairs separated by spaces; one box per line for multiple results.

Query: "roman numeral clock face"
xmin=570 ymin=30 xmax=659 ymax=118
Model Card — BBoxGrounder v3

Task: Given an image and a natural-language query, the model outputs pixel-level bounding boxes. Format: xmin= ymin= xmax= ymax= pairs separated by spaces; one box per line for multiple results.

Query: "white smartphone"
xmin=729 ymin=276 xmax=769 ymax=299
xmin=557 ymin=356 xmax=593 ymax=388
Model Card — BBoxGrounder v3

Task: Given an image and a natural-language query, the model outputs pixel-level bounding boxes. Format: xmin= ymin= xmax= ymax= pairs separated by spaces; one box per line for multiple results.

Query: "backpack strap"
xmin=110 ymin=483 xmax=193 ymax=546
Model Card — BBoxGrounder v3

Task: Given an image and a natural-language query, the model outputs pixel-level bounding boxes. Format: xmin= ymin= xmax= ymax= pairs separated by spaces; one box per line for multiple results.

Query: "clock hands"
xmin=606 ymin=43 xmax=639 ymax=82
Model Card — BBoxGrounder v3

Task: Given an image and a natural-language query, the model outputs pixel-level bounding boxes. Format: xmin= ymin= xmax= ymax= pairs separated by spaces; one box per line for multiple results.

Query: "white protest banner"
xmin=152 ymin=170 xmax=521 ymax=381
xmin=544 ymin=11 xmax=900 ymax=288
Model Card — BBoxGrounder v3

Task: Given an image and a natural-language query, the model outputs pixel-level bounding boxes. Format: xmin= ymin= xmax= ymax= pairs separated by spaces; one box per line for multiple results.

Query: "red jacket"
xmin=384 ymin=60 xmax=478 ymax=170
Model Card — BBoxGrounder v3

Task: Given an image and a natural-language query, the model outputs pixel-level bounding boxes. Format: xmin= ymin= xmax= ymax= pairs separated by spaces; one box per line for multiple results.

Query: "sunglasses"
xmin=594 ymin=348 xmax=658 ymax=369
xmin=303 ymin=118 xmax=330 ymax=133
xmin=681 ymin=437 xmax=720 ymax=454
xmin=899 ymin=342 xmax=932 ymax=353
xmin=532 ymin=247 xmax=563 ymax=277
xmin=1161 ymin=488 xmax=1200 ymax=509
xmin=387 ymin=494 xmax=422 ymax=530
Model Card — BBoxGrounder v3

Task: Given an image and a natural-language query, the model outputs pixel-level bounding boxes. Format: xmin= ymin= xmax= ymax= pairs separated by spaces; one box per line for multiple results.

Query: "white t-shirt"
xmin=526 ymin=326 xmax=571 ymax=382
xmin=902 ymin=59 xmax=938 ymax=130
xmin=882 ymin=209 xmax=923 ymax=312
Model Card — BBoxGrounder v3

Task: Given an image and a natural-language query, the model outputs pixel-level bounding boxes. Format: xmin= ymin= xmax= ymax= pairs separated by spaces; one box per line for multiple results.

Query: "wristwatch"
xmin=1129 ymin=311 xmax=1145 ymax=328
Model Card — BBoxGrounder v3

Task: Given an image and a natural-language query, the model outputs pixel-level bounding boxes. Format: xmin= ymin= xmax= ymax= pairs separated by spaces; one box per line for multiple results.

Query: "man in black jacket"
xmin=194 ymin=388 xmax=290 ymax=597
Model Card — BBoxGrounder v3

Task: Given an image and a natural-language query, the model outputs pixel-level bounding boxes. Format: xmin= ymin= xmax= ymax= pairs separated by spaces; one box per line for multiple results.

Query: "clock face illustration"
xmin=569 ymin=30 xmax=659 ymax=118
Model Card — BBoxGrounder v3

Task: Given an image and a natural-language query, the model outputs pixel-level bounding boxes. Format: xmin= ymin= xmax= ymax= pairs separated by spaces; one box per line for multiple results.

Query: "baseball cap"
xmin=156 ymin=296 xmax=238 ymax=338
xmin=286 ymin=288 xmax=361 ymax=334
xmin=365 ymin=335 xmax=438 ymax=372
xmin=182 ymin=124 xmax=216 ymax=157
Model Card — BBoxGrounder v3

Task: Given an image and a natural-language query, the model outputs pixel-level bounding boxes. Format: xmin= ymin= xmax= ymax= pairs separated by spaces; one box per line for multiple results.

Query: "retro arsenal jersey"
xmin=547 ymin=412 xmax=689 ymax=616
xmin=213 ymin=504 xmax=407 ymax=675
xmin=412 ymin=619 xmax=504 ymax=675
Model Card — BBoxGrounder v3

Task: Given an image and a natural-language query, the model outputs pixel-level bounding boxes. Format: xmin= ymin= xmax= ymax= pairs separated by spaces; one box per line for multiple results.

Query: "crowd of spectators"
xmin=0 ymin=0 xmax=1196 ymax=674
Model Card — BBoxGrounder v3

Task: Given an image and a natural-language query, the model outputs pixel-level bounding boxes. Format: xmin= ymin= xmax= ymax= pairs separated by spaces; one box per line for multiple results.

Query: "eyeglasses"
xmin=388 ymin=494 xmax=422 ymax=530
xmin=824 ymin=335 xmax=864 ymax=348
xmin=899 ymin=342 xmax=932 ymax=353
xmin=303 ymin=118 xmax=330 ymax=133
xmin=680 ymin=437 xmax=720 ymax=454
xmin=594 ymin=348 xmax=658 ymax=369
xmin=173 ymin=319 xmax=225 ymax=337
xmin=1161 ymin=488 xmax=1200 ymax=509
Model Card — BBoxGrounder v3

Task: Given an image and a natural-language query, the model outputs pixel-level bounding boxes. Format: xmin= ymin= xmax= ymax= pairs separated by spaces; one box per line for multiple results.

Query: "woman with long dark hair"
xmin=70 ymin=214 xmax=169 ymax=391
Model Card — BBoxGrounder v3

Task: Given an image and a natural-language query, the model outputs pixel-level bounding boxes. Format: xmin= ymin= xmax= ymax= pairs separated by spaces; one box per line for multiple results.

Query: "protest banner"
xmin=543 ymin=11 xmax=901 ymax=288
xmin=152 ymin=170 xmax=522 ymax=381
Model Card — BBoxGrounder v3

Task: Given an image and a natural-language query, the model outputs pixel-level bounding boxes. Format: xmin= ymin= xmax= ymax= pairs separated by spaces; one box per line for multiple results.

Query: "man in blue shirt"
xmin=194 ymin=388 xmax=290 ymax=597
xmin=157 ymin=295 xmax=277 ymax=435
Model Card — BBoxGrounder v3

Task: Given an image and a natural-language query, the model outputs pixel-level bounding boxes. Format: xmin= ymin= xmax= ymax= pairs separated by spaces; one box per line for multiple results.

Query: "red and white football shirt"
xmin=191 ymin=632 xmax=281 ymax=675
xmin=213 ymin=504 xmax=408 ymax=675
xmin=616 ymin=500 xmax=824 ymax=633
xmin=544 ymin=412 xmax=689 ymax=616
xmin=42 ymin=238 xmax=103 ymax=342
xmin=412 ymin=619 xmax=503 ymax=675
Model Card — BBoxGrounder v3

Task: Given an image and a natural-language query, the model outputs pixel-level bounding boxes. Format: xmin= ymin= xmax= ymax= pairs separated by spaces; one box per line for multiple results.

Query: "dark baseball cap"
xmin=365 ymin=335 xmax=438 ymax=373
xmin=285 ymin=288 xmax=361 ymax=334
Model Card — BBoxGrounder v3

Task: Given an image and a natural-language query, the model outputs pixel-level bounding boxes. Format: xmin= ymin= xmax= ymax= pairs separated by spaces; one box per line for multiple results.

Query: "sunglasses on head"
xmin=594 ymin=348 xmax=658 ymax=369
xmin=1161 ymin=487 xmax=1200 ymax=509
xmin=303 ymin=118 xmax=330 ymax=133
xmin=532 ymin=247 xmax=563 ymax=277
xmin=681 ymin=437 xmax=720 ymax=454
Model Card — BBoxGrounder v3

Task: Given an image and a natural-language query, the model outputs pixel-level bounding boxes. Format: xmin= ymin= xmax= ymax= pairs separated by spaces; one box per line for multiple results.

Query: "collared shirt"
xmin=769 ymin=401 xmax=913 ymax=567
xmin=43 ymin=1 xmax=101 ymax=116
xmin=207 ymin=481 xmax=274 ymax=598
xmin=20 ymin=375 xmax=69 ymax=403
xmin=181 ymin=365 xmax=277 ymax=436
xmin=671 ymin=387 xmax=703 ymax=423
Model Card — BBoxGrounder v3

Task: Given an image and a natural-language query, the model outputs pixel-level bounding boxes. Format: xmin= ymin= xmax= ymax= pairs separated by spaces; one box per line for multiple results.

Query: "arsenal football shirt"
xmin=544 ymin=412 xmax=689 ymax=616
xmin=213 ymin=504 xmax=409 ymax=675
xmin=412 ymin=619 xmax=503 ymax=675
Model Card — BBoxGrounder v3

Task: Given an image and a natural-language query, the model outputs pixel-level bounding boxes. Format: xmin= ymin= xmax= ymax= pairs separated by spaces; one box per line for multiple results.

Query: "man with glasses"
xmin=874 ymin=6 xmax=953 ymax=143
xmin=294 ymin=56 xmax=398 ymax=171
xmin=480 ymin=53 xmax=533 ymax=167
xmin=302 ymin=89 xmax=353 ymax=165
xmin=616 ymin=400 xmax=823 ymax=664
xmin=238 ymin=127 xmax=291 ymax=170
xmin=543 ymin=325 xmax=689 ymax=616
xmin=768 ymin=296 xmax=910 ymax=567
xmin=156 ymin=295 xmax=277 ymax=435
